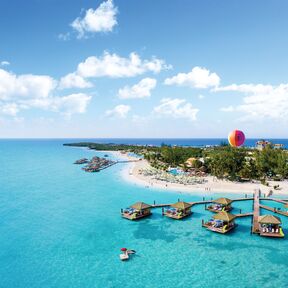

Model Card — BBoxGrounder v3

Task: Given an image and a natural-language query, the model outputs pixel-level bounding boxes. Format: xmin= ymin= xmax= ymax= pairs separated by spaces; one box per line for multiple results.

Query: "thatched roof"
xmin=213 ymin=211 xmax=236 ymax=222
xmin=130 ymin=202 xmax=152 ymax=210
xmin=258 ymin=215 xmax=281 ymax=225
xmin=170 ymin=201 xmax=192 ymax=209
xmin=212 ymin=197 xmax=232 ymax=205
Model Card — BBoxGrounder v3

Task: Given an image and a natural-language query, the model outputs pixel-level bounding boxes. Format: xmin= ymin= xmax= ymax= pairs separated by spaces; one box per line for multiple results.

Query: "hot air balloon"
xmin=228 ymin=130 xmax=245 ymax=147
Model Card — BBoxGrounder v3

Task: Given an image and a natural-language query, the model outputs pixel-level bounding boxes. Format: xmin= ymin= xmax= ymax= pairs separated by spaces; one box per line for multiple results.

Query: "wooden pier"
xmin=122 ymin=191 xmax=286 ymax=238
xmin=152 ymin=200 xmax=213 ymax=208
xmin=151 ymin=197 xmax=253 ymax=209
xmin=235 ymin=212 xmax=253 ymax=218
xmin=152 ymin=203 xmax=170 ymax=208
xmin=260 ymin=204 xmax=288 ymax=217
xmin=252 ymin=190 xmax=260 ymax=234
xmin=260 ymin=198 xmax=288 ymax=205
xmin=117 ymin=159 xmax=142 ymax=163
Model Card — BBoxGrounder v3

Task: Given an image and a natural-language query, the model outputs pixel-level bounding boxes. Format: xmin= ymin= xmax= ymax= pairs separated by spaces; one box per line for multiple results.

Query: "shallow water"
xmin=0 ymin=140 xmax=288 ymax=288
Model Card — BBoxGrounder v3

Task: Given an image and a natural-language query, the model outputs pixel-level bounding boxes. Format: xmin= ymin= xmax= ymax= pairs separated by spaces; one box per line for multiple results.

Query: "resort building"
xmin=203 ymin=211 xmax=237 ymax=234
xmin=122 ymin=202 xmax=152 ymax=220
xmin=256 ymin=140 xmax=284 ymax=150
xmin=274 ymin=143 xmax=284 ymax=149
xmin=258 ymin=215 xmax=285 ymax=238
xmin=206 ymin=197 xmax=232 ymax=212
xmin=164 ymin=201 xmax=192 ymax=219
xmin=256 ymin=140 xmax=271 ymax=150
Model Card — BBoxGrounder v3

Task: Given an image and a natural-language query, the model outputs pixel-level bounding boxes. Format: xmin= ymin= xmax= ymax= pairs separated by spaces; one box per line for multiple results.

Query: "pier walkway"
xmin=117 ymin=159 xmax=142 ymax=163
xmin=252 ymin=190 xmax=260 ymax=234
xmin=260 ymin=198 xmax=288 ymax=205
xmin=151 ymin=197 xmax=253 ymax=209
xmin=235 ymin=212 xmax=253 ymax=218
xmin=124 ymin=189 xmax=288 ymax=238
xmin=260 ymin=204 xmax=288 ymax=217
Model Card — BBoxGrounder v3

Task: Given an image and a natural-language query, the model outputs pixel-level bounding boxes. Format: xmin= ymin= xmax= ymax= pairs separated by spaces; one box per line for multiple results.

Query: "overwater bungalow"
xmin=258 ymin=215 xmax=285 ymax=238
xmin=206 ymin=197 xmax=232 ymax=212
xmin=122 ymin=202 xmax=152 ymax=220
xmin=203 ymin=211 xmax=237 ymax=234
xmin=164 ymin=201 xmax=192 ymax=219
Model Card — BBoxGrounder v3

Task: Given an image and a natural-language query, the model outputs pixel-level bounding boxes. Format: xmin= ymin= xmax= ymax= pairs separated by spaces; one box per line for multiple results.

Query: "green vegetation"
xmin=63 ymin=142 xmax=148 ymax=153
xmin=205 ymin=145 xmax=288 ymax=181
xmin=64 ymin=142 xmax=288 ymax=182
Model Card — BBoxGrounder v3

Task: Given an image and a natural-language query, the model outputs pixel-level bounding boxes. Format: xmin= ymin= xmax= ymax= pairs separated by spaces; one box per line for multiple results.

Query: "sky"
xmin=1 ymin=0 xmax=288 ymax=138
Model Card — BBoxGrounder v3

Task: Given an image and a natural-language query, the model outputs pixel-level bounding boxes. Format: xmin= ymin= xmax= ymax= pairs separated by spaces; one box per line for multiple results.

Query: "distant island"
xmin=64 ymin=141 xmax=288 ymax=185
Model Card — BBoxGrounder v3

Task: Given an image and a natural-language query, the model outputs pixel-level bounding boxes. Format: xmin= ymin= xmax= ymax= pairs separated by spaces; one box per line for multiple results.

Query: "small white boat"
xmin=119 ymin=253 xmax=129 ymax=261
xmin=119 ymin=248 xmax=136 ymax=261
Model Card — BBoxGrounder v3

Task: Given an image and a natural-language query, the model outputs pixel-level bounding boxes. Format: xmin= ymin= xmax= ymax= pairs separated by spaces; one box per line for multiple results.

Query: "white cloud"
xmin=77 ymin=51 xmax=170 ymax=78
xmin=27 ymin=93 xmax=92 ymax=116
xmin=198 ymin=94 xmax=205 ymax=99
xmin=154 ymin=98 xmax=199 ymax=121
xmin=0 ymin=68 xmax=92 ymax=117
xmin=213 ymin=83 xmax=273 ymax=94
xmin=0 ymin=61 xmax=10 ymax=66
xmin=217 ymin=83 xmax=288 ymax=120
xmin=71 ymin=0 xmax=118 ymax=38
xmin=118 ymin=78 xmax=157 ymax=99
xmin=164 ymin=66 xmax=220 ymax=89
xmin=59 ymin=73 xmax=93 ymax=89
xmin=105 ymin=104 xmax=131 ymax=118
xmin=0 ymin=69 xmax=56 ymax=101
xmin=0 ymin=103 xmax=19 ymax=116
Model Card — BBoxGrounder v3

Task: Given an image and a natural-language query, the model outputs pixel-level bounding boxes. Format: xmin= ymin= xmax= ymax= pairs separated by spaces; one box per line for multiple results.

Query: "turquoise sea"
xmin=1 ymin=139 xmax=288 ymax=288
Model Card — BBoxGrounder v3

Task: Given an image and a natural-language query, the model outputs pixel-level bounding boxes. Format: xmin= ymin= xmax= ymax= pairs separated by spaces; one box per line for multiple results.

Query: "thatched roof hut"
xmin=213 ymin=211 xmax=236 ymax=222
xmin=212 ymin=198 xmax=232 ymax=206
xmin=170 ymin=201 xmax=192 ymax=210
xmin=258 ymin=215 xmax=281 ymax=225
xmin=130 ymin=202 xmax=152 ymax=210
xmin=165 ymin=201 xmax=193 ymax=219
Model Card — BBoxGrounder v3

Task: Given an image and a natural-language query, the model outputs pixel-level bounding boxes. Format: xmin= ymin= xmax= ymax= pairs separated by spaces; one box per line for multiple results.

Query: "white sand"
xmin=112 ymin=151 xmax=288 ymax=197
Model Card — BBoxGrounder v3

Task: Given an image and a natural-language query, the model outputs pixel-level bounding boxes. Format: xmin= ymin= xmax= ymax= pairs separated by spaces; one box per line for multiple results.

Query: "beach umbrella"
xmin=228 ymin=130 xmax=245 ymax=147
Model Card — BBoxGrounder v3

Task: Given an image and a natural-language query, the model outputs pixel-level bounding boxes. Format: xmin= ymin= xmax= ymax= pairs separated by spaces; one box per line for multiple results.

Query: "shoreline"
xmin=109 ymin=151 xmax=288 ymax=196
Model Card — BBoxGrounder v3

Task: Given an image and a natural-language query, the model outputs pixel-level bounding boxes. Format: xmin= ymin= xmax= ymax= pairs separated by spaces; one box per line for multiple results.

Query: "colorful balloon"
xmin=228 ymin=130 xmax=245 ymax=147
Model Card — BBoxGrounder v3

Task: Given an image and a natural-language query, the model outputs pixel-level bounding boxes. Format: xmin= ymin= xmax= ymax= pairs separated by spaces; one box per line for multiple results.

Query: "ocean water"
xmin=44 ymin=137 xmax=288 ymax=148
xmin=0 ymin=139 xmax=288 ymax=288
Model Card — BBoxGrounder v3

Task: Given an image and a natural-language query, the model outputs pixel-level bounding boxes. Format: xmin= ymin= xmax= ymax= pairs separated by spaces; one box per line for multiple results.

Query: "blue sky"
xmin=1 ymin=0 xmax=288 ymax=138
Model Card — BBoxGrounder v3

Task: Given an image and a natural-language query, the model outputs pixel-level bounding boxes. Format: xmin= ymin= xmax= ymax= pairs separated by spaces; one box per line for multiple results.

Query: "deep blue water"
xmin=0 ymin=139 xmax=288 ymax=288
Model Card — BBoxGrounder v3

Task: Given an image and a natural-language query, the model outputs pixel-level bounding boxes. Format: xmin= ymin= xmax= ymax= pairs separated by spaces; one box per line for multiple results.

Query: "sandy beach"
xmin=112 ymin=151 xmax=288 ymax=196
